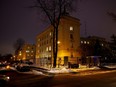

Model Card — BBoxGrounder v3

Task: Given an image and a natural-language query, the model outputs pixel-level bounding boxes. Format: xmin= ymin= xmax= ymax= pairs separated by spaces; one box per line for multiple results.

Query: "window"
xmin=87 ymin=41 xmax=90 ymax=44
xmin=70 ymin=26 xmax=73 ymax=31
xmin=26 ymin=50 xmax=30 ymax=53
xmin=70 ymin=34 xmax=73 ymax=39
xmin=49 ymin=32 xmax=51 ymax=36
xmin=46 ymin=47 xmax=48 ymax=51
xmin=81 ymin=41 xmax=83 ymax=44
xmin=84 ymin=41 xmax=86 ymax=44
xmin=101 ymin=44 xmax=104 ymax=46
xmin=38 ymin=39 xmax=40 ymax=41
xmin=49 ymin=46 xmax=51 ymax=51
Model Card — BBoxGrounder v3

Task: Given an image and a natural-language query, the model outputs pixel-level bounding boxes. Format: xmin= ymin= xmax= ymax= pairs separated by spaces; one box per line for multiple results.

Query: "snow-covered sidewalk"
xmin=10 ymin=64 xmax=116 ymax=76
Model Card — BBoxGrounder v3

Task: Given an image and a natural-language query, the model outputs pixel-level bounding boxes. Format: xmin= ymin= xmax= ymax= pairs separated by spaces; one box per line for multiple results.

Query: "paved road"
xmin=3 ymin=69 xmax=116 ymax=87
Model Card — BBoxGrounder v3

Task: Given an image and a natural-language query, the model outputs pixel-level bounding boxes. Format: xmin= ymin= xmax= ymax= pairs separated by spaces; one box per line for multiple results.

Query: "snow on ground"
xmin=9 ymin=64 xmax=116 ymax=75
xmin=32 ymin=69 xmax=44 ymax=75
xmin=104 ymin=65 xmax=116 ymax=69
xmin=48 ymin=67 xmax=69 ymax=73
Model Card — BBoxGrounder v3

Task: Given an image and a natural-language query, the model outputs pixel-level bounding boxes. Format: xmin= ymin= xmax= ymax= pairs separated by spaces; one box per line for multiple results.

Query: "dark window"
xmin=70 ymin=34 xmax=73 ymax=40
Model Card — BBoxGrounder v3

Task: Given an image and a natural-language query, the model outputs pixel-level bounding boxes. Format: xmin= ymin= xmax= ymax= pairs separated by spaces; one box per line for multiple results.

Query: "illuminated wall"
xmin=17 ymin=43 xmax=36 ymax=62
xmin=36 ymin=15 xmax=81 ymax=67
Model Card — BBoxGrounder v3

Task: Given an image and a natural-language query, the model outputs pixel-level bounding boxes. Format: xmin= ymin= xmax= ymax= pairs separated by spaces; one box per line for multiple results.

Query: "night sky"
xmin=0 ymin=0 xmax=116 ymax=55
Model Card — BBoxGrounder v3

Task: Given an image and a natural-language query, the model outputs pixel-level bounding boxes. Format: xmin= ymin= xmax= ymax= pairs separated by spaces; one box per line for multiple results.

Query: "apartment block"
xmin=17 ymin=43 xmax=36 ymax=62
xmin=36 ymin=15 xmax=81 ymax=68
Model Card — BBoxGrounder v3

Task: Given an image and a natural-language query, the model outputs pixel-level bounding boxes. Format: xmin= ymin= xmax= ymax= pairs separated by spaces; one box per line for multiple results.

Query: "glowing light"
xmin=26 ymin=50 xmax=30 ymax=53
xmin=57 ymin=41 xmax=61 ymax=44
xmin=19 ymin=53 xmax=22 ymax=56
xmin=6 ymin=65 xmax=10 ymax=69
xmin=49 ymin=32 xmax=52 ymax=36
xmin=49 ymin=46 xmax=51 ymax=51
xmin=70 ymin=26 xmax=73 ymax=31
xmin=7 ymin=76 xmax=10 ymax=80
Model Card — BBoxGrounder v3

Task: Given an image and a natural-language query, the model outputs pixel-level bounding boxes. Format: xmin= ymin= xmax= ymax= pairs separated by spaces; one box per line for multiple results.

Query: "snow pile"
xmin=104 ymin=65 xmax=116 ymax=69
xmin=32 ymin=69 xmax=44 ymax=75
xmin=48 ymin=67 xmax=70 ymax=74
xmin=60 ymin=67 xmax=70 ymax=73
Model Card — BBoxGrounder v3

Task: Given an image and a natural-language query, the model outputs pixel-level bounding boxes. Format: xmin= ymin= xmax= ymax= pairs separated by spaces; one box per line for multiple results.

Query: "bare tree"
xmin=33 ymin=0 xmax=77 ymax=68
xmin=14 ymin=38 xmax=25 ymax=59
xmin=107 ymin=12 xmax=116 ymax=21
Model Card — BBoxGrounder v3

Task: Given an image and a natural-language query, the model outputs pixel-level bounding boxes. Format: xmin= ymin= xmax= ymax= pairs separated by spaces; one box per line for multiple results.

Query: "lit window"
xmin=87 ymin=42 xmax=89 ymax=44
xmin=101 ymin=44 xmax=104 ymax=46
xmin=49 ymin=32 xmax=51 ymax=36
xmin=70 ymin=26 xmax=73 ymax=31
xmin=81 ymin=41 xmax=83 ymax=44
xmin=84 ymin=41 xmax=86 ymax=44
xmin=19 ymin=53 xmax=21 ymax=56
xmin=49 ymin=46 xmax=51 ymax=51
xmin=46 ymin=47 xmax=48 ymax=51
xmin=26 ymin=50 xmax=30 ymax=53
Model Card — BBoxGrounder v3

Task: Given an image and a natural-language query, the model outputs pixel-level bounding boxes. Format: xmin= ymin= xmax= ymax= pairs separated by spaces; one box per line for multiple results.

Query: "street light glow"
xmin=57 ymin=41 xmax=61 ymax=44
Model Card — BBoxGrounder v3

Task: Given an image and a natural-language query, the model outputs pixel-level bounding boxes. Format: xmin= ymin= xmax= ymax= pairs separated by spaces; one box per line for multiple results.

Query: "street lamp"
xmin=57 ymin=41 xmax=61 ymax=44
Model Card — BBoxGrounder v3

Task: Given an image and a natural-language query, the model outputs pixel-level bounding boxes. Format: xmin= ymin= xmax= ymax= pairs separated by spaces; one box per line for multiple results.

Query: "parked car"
xmin=0 ymin=64 xmax=10 ymax=70
xmin=0 ymin=75 xmax=10 ymax=86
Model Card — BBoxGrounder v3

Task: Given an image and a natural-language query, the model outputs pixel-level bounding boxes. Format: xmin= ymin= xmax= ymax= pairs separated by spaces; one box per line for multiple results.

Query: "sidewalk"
xmin=68 ymin=65 xmax=116 ymax=76
xmin=14 ymin=64 xmax=116 ymax=76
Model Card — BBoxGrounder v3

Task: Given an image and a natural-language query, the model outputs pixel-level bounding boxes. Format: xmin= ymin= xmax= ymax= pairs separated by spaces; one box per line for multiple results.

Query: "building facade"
xmin=17 ymin=43 xmax=36 ymax=62
xmin=80 ymin=36 xmax=110 ymax=67
xmin=36 ymin=16 xmax=81 ymax=68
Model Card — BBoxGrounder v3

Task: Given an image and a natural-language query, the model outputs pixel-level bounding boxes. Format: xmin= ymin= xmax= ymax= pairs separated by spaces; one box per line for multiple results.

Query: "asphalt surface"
xmin=1 ymin=67 xmax=116 ymax=87
xmin=6 ymin=70 xmax=116 ymax=87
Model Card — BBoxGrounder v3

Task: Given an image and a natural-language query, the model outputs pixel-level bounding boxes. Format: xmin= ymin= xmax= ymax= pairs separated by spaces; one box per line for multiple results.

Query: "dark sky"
xmin=0 ymin=0 xmax=116 ymax=55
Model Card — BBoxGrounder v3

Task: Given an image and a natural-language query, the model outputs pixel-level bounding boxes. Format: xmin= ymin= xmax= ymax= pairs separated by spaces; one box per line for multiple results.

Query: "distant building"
xmin=36 ymin=15 xmax=81 ymax=68
xmin=80 ymin=36 xmax=109 ymax=47
xmin=80 ymin=36 xmax=110 ymax=66
xmin=17 ymin=43 xmax=36 ymax=62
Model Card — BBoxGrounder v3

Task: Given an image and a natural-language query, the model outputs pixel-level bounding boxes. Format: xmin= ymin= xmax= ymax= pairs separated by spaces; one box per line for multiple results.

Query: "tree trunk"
xmin=53 ymin=25 xmax=58 ymax=68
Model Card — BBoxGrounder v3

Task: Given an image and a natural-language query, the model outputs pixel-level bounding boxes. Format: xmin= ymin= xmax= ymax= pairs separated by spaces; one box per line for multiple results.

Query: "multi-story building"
xmin=80 ymin=36 xmax=110 ymax=66
xmin=81 ymin=36 xmax=108 ymax=46
xmin=36 ymin=15 xmax=81 ymax=68
xmin=17 ymin=43 xmax=36 ymax=62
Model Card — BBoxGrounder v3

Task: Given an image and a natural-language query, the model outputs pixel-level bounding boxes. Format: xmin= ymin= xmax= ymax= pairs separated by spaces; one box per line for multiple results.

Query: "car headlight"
xmin=5 ymin=76 xmax=10 ymax=81
xmin=6 ymin=65 xmax=10 ymax=69
xmin=6 ymin=76 xmax=10 ymax=80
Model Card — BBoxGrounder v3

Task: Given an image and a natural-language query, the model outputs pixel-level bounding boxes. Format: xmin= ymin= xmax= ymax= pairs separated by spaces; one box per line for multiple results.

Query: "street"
xmin=3 ymin=69 xmax=116 ymax=87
